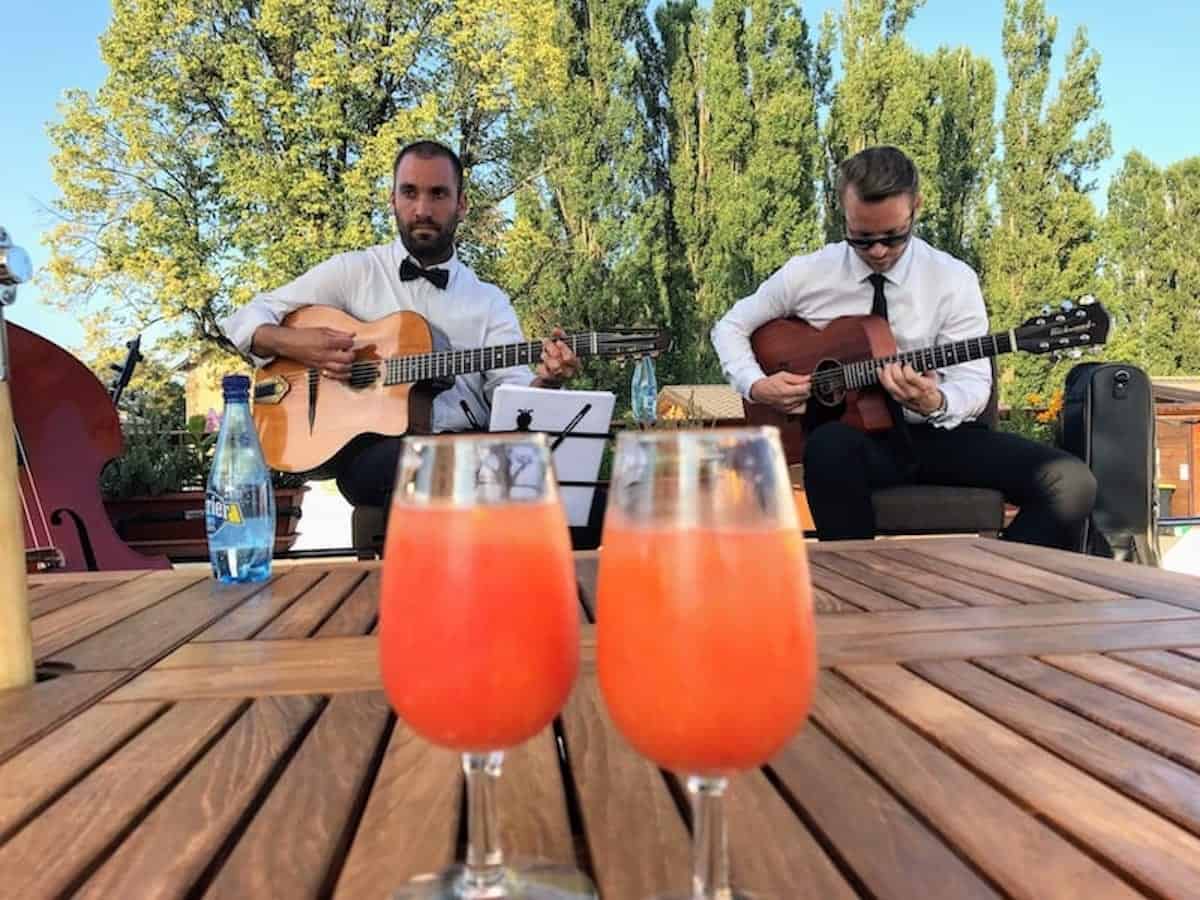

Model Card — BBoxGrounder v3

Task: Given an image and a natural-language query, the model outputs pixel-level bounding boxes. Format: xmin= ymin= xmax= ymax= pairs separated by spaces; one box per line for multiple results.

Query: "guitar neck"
xmin=381 ymin=334 xmax=602 ymax=385
xmin=844 ymin=330 xmax=1015 ymax=390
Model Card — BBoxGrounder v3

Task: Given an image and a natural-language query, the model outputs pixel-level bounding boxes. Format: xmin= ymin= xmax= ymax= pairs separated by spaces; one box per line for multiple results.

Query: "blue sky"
xmin=2 ymin=0 xmax=1196 ymax=355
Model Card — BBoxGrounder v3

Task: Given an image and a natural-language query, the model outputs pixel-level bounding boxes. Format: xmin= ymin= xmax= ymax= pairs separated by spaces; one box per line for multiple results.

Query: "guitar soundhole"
xmin=811 ymin=358 xmax=846 ymax=407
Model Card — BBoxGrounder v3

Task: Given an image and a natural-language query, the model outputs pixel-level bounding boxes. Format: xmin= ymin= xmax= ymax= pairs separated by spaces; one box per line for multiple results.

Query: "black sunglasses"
xmin=845 ymin=215 xmax=914 ymax=250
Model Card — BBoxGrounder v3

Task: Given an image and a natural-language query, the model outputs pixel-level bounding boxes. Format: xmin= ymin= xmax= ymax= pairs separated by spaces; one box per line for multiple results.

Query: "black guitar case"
xmin=1059 ymin=362 xmax=1159 ymax=564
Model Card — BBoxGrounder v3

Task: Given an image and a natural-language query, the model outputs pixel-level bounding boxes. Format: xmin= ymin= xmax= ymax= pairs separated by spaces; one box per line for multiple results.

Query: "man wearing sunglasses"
xmin=710 ymin=145 xmax=1096 ymax=551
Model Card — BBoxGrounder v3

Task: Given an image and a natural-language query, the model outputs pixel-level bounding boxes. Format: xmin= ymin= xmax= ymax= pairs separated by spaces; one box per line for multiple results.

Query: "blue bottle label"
xmin=205 ymin=490 xmax=245 ymax=534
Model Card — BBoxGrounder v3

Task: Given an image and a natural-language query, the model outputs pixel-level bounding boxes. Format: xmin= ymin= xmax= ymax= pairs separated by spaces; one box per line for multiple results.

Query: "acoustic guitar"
xmin=253 ymin=306 xmax=669 ymax=472
xmin=743 ymin=299 xmax=1110 ymax=464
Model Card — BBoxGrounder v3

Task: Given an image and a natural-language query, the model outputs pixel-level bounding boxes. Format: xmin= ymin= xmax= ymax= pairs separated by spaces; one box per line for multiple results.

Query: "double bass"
xmin=8 ymin=320 xmax=169 ymax=572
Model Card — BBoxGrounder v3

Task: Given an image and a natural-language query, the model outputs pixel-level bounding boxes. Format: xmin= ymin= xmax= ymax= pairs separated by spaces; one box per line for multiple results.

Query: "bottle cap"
xmin=222 ymin=374 xmax=251 ymax=400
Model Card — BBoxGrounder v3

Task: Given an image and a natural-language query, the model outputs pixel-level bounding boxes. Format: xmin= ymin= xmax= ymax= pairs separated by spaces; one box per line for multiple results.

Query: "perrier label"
xmin=206 ymin=490 xmax=245 ymax=533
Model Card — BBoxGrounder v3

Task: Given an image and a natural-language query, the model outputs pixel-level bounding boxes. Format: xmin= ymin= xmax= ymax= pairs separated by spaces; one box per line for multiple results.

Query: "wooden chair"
xmin=871 ymin=359 xmax=1005 ymax=537
xmin=793 ymin=360 xmax=1006 ymax=538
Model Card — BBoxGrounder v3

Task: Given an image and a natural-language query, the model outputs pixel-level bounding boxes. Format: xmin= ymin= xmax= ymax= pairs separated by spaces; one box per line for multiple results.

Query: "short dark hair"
xmin=836 ymin=146 xmax=919 ymax=203
xmin=392 ymin=140 xmax=464 ymax=195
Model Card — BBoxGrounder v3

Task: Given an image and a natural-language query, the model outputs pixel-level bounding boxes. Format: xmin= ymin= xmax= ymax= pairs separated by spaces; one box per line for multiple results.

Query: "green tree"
xmin=659 ymin=0 xmax=827 ymax=381
xmin=981 ymin=0 xmax=1110 ymax=407
xmin=1101 ymin=152 xmax=1200 ymax=373
xmin=823 ymin=0 xmax=995 ymax=265
xmin=496 ymin=0 xmax=681 ymax=397
xmin=46 ymin=0 xmax=562 ymax=367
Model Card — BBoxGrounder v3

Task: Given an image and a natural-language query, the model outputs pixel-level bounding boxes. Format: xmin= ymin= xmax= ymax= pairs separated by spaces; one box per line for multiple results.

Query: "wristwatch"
xmin=926 ymin=390 xmax=950 ymax=424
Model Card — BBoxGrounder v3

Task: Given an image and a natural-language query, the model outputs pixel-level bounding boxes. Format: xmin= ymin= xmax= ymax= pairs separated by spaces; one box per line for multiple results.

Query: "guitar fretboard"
xmin=383 ymin=334 xmax=599 ymax=385
xmin=842 ymin=332 xmax=1015 ymax=390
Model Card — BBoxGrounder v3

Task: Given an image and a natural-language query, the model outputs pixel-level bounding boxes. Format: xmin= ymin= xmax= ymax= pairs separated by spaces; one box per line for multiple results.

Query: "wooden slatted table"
xmin=4 ymin=537 xmax=1200 ymax=898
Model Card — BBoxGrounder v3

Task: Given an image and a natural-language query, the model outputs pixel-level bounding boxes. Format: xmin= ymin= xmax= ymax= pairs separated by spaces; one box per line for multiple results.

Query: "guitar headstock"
xmin=592 ymin=328 xmax=672 ymax=360
xmin=1013 ymin=297 xmax=1110 ymax=356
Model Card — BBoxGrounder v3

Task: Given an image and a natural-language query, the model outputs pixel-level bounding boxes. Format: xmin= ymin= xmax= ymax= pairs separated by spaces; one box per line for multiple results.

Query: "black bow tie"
xmin=400 ymin=257 xmax=449 ymax=290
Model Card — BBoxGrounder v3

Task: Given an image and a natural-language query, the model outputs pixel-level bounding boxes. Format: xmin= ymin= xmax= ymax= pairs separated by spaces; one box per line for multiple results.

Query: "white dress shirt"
xmin=710 ymin=237 xmax=992 ymax=429
xmin=221 ymin=240 xmax=535 ymax=433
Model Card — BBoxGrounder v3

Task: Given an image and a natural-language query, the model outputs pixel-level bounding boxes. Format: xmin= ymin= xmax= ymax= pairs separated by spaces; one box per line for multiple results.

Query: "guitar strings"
xmin=263 ymin=348 xmax=560 ymax=387
xmin=258 ymin=334 xmax=654 ymax=386
xmin=257 ymin=336 xmax=997 ymax=389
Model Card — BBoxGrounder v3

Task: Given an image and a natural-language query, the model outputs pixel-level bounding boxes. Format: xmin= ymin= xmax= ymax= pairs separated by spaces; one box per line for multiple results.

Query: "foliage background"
xmin=43 ymin=0 xmax=1198 ymax=421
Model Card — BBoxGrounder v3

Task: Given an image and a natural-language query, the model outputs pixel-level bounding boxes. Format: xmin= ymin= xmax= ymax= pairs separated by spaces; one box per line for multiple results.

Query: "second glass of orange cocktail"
xmin=380 ymin=433 xmax=595 ymax=900
xmin=596 ymin=427 xmax=817 ymax=899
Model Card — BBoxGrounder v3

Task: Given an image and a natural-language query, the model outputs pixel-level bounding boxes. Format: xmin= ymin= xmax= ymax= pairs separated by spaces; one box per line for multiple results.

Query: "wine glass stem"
xmin=460 ymin=752 xmax=506 ymax=897
xmin=688 ymin=775 xmax=732 ymax=899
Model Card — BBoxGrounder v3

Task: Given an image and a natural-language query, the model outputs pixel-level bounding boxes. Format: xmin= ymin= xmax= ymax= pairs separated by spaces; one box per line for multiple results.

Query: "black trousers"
xmin=802 ymin=421 xmax=1097 ymax=550
xmin=333 ymin=434 xmax=406 ymax=509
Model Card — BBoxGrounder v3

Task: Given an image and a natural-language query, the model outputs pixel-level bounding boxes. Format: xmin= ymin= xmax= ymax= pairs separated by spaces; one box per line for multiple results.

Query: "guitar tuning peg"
xmin=1079 ymin=294 xmax=1096 ymax=305
xmin=1060 ymin=299 xmax=1075 ymax=311
xmin=1070 ymin=348 xmax=1083 ymax=359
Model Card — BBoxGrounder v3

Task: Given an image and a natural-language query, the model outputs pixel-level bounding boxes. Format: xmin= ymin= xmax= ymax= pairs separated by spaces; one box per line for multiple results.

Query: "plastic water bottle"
xmin=206 ymin=374 xmax=275 ymax=583
xmin=631 ymin=355 xmax=658 ymax=426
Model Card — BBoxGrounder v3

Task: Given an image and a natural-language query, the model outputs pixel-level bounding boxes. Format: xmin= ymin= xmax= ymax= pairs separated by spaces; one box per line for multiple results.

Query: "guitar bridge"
xmin=253 ymin=376 xmax=290 ymax=405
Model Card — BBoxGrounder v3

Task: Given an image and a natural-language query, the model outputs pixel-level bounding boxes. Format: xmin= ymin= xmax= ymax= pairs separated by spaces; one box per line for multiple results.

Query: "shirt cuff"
xmin=928 ymin=379 xmax=969 ymax=429
xmin=221 ymin=306 xmax=280 ymax=368
xmin=728 ymin=362 xmax=769 ymax=401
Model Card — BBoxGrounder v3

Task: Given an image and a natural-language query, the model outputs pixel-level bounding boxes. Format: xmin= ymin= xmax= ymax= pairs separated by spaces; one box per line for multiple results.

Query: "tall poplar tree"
xmin=981 ymin=0 xmax=1110 ymax=406
xmin=1101 ymin=152 xmax=1200 ymax=374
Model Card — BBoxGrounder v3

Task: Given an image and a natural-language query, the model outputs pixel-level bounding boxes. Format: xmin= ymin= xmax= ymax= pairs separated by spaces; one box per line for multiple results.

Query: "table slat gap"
xmin=824 ymin=553 xmax=966 ymax=609
xmin=979 ymin=655 xmax=1200 ymax=775
xmin=202 ymin=691 xmax=392 ymax=899
xmin=769 ymin=721 xmax=1004 ymax=899
xmin=810 ymin=670 xmax=1147 ymax=900
xmin=911 ymin=658 xmax=1200 ymax=839
xmin=838 ymin=548 xmax=1016 ymax=608
xmin=73 ymin=695 xmax=322 ymax=899
xmin=192 ymin=568 xmax=330 ymax=642
xmin=875 ymin=547 xmax=1057 ymax=606
xmin=924 ymin=543 xmax=1132 ymax=603
xmin=0 ymin=700 xmax=168 ymax=844
xmin=810 ymin=562 xmax=915 ymax=612
xmin=838 ymin=662 xmax=1200 ymax=897
xmin=0 ymin=698 xmax=247 ymax=899
xmin=333 ymin=721 xmax=461 ymax=898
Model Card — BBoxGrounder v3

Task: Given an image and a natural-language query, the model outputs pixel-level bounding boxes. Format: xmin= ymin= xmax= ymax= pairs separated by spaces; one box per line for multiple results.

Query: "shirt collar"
xmin=846 ymin=236 xmax=918 ymax=287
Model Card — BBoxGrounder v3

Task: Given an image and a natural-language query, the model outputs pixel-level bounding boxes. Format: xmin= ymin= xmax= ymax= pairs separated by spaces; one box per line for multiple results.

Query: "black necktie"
xmin=868 ymin=274 xmax=915 ymax=467
xmin=400 ymin=257 xmax=449 ymax=290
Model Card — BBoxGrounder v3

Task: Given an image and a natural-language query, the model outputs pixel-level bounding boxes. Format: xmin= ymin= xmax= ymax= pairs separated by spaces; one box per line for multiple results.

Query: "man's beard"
xmin=396 ymin=214 xmax=458 ymax=265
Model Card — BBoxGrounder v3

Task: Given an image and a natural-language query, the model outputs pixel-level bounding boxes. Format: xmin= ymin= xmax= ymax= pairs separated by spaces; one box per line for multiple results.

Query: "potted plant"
xmin=102 ymin=409 xmax=307 ymax=560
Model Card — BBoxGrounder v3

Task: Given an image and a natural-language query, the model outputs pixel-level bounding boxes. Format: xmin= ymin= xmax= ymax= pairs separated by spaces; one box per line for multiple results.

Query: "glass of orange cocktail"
xmin=380 ymin=433 xmax=595 ymax=900
xmin=596 ymin=427 xmax=816 ymax=899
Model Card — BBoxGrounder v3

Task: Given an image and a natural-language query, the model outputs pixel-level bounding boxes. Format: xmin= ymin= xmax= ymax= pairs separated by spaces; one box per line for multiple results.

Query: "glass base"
xmin=392 ymin=861 xmax=596 ymax=900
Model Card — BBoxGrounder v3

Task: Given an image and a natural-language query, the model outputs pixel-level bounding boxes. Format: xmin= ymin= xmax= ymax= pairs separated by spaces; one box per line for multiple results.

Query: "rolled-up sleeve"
xmin=931 ymin=271 xmax=992 ymax=429
xmin=710 ymin=258 xmax=801 ymax=399
xmin=220 ymin=255 xmax=351 ymax=367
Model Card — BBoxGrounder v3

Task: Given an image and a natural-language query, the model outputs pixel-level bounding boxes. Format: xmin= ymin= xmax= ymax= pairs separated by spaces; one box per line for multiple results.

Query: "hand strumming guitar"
xmin=251 ymin=325 xmax=359 ymax=381
xmin=878 ymin=362 xmax=945 ymax=417
xmin=532 ymin=327 xmax=582 ymax=388
xmin=750 ymin=371 xmax=812 ymax=415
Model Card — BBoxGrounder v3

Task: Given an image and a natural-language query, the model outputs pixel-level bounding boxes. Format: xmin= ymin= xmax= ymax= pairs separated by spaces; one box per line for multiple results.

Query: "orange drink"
xmin=594 ymin=426 xmax=815 ymax=899
xmin=377 ymin=433 xmax=595 ymax=899
xmin=597 ymin=523 xmax=815 ymax=774
xmin=380 ymin=501 xmax=579 ymax=752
